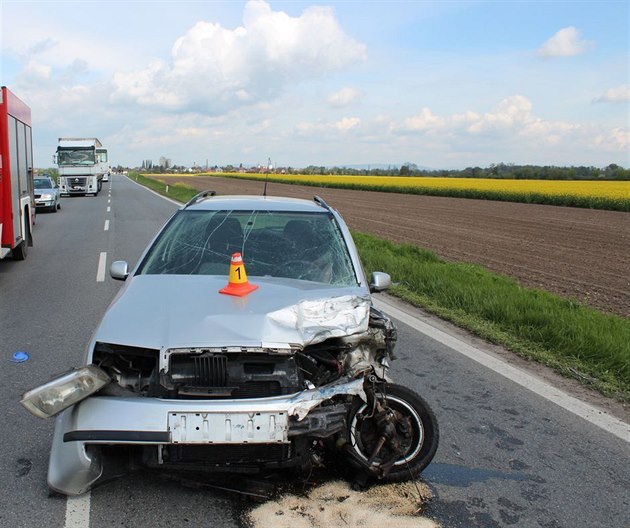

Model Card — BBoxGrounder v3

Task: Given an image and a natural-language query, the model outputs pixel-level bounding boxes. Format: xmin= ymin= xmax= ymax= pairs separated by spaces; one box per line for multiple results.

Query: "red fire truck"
xmin=0 ymin=86 xmax=35 ymax=260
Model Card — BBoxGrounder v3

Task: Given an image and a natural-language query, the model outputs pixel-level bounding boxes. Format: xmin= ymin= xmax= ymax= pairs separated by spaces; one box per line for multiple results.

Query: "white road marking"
xmin=96 ymin=252 xmax=107 ymax=282
xmin=107 ymin=206 xmax=111 ymax=212
xmin=104 ymin=220 xmax=109 ymax=231
xmin=108 ymin=199 xmax=111 ymax=203
xmin=373 ymin=296 xmax=630 ymax=443
xmin=124 ymin=174 xmax=182 ymax=206
xmin=65 ymin=492 xmax=90 ymax=528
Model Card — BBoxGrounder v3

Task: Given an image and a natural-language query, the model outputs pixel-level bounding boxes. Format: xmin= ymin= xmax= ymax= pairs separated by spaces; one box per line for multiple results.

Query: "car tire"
xmin=346 ymin=383 xmax=439 ymax=483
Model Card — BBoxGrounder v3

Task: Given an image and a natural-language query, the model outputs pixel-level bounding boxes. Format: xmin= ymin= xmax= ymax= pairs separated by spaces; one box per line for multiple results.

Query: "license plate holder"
xmin=168 ymin=411 xmax=288 ymax=444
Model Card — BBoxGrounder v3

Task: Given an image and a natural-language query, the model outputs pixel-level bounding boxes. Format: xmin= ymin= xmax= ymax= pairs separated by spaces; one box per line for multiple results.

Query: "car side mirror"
xmin=370 ymin=271 xmax=391 ymax=292
xmin=110 ymin=261 xmax=129 ymax=281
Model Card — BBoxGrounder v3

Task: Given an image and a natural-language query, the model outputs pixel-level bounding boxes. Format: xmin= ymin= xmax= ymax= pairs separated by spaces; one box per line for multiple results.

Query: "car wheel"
xmin=346 ymin=383 xmax=439 ymax=482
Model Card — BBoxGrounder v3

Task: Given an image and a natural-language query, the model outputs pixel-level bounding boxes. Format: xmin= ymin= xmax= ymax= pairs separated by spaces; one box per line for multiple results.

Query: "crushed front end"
xmin=46 ymin=306 xmax=398 ymax=495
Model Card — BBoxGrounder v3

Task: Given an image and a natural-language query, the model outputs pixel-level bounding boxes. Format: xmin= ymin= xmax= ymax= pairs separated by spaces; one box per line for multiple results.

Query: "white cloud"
xmin=295 ymin=117 xmax=361 ymax=135
xmin=327 ymin=87 xmax=362 ymax=107
xmin=537 ymin=27 xmax=592 ymax=57
xmin=335 ymin=117 xmax=361 ymax=131
xmin=593 ymin=84 xmax=630 ymax=103
xmin=390 ymin=95 xmax=626 ymax=157
xmin=593 ymin=127 xmax=629 ymax=152
xmin=111 ymin=0 xmax=366 ymax=113
xmin=395 ymin=95 xmax=548 ymax=138
xmin=2 ymin=16 xmax=143 ymax=74
xmin=399 ymin=108 xmax=446 ymax=132
xmin=467 ymin=95 xmax=533 ymax=133
xmin=19 ymin=61 xmax=52 ymax=82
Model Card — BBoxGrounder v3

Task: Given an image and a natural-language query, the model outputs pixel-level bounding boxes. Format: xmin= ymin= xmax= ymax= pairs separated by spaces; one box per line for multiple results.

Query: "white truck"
xmin=55 ymin=138 xmax=106 ymax=196
xmin=96 ymin=147 xmax=110 ymax=182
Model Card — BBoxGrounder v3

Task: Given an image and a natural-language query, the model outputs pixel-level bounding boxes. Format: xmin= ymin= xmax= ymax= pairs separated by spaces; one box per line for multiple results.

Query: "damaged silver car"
xmin=21 ymin=193 xmax=439 ymax=495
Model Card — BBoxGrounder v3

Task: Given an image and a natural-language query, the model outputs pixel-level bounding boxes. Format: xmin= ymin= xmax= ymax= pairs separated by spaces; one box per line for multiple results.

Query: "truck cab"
xmin=56 ymin=138 xmax=103 ymax=196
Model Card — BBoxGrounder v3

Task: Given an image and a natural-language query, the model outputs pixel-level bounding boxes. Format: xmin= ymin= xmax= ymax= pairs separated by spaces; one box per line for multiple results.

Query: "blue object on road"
xmin=11 ymin=351 xmax=30 ymax=363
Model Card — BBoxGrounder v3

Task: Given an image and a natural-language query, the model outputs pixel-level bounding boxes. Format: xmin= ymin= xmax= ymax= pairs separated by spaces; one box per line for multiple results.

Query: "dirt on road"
xmin=155 ymin=175 xmax=630 ymax=318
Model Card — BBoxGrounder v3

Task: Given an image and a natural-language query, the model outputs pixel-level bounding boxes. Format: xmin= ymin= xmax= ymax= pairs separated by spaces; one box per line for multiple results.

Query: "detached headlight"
xmin=20 ymin=365 xmax=110 ymax=418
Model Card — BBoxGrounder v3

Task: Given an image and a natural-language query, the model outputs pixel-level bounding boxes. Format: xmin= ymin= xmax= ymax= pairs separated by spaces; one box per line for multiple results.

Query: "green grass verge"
xmin=134 ymin=172 xmax=630 ymax=401
xmin=132 ymin=172 xmax=200 ymax=203
xmin=207 ymin=173 xmax=630 ymax=212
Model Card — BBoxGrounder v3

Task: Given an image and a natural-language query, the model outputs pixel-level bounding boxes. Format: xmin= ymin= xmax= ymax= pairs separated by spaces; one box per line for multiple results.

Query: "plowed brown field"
xmin=154 ymin=175 xmax=630 ymax=317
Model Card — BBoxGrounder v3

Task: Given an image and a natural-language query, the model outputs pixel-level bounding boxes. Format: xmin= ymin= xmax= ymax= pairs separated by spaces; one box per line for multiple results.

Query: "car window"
xmin=138 ymin=210 xmax=358 ymax=286
xmin=34 ymin=178 xmax=53 ymax=189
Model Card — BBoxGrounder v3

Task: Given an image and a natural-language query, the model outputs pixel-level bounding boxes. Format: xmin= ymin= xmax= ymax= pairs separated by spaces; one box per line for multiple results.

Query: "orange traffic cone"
xmin=219 ymin=252 xmax=259 ymax=297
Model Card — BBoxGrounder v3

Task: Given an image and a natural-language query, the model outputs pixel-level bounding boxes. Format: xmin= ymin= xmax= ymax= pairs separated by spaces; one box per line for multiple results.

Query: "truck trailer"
xmin=55 ymin=137 xmax=105 ymax=196
xmin=0 ymin=86 xmax=35 ymax=260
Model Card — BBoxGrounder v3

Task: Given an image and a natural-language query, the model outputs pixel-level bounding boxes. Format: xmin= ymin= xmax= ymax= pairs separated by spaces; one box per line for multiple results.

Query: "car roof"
xmin=184 ymin=194 xmax=330 ymax=213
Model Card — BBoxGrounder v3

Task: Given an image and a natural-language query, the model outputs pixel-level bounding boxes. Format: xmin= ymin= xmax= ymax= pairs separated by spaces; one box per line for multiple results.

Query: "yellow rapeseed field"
xmin=154 ymin=172 xmax=630 ymax=209
xmin=205 ymin=173 xmax=630 ymax=200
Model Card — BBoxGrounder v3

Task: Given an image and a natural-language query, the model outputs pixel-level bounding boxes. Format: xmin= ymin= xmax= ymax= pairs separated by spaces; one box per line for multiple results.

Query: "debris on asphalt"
xmin=247 ymin=479 xmax=438 ymax=528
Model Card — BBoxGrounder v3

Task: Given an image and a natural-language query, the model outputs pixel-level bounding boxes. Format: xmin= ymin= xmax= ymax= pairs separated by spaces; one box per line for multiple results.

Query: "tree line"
xmin=299 ymin=163 xmax=629 ymax=180
xmin=98 ymin=161 xmax=630 ymax=180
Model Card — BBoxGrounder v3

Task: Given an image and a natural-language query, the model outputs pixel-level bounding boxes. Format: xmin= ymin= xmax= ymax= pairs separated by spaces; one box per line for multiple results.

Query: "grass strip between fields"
xmin=135 ymin=173 xmax=630 ymax=401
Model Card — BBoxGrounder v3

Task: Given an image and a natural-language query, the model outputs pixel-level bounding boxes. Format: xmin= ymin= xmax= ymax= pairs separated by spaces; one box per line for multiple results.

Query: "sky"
xmin=1 ymin=0 xmax=628 ymax=169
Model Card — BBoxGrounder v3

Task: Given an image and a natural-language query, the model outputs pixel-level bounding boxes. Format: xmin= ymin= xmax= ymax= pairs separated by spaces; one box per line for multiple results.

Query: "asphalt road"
xmin=0 ymin=175 xmax=628 ymax=528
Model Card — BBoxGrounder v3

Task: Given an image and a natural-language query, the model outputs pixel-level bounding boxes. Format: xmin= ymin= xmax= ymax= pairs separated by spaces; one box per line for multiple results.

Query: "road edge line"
xmin=123 ymin=175 xmax=182 ymax=206
xmin=65 ymin=491 xmax=90 ymax=528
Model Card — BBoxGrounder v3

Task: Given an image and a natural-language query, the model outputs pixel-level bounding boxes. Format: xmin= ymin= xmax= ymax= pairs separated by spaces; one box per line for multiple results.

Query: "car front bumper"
xmin=35 ymin=199 xmax=55 ymax=208
xmin=48 ymin=378 xmax=365 ymax=495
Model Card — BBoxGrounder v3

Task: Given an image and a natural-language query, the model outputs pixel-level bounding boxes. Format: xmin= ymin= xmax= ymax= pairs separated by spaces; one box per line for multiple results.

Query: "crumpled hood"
xmin=92 ymin=275 xmax=371 ymax=352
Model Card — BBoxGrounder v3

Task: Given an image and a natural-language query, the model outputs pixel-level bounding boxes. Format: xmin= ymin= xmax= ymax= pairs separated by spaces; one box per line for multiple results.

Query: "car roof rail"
xmin=184 ymin=190 xmax=216 ymax=208
xmin=313 ymin=195 xmax=332 ymax=211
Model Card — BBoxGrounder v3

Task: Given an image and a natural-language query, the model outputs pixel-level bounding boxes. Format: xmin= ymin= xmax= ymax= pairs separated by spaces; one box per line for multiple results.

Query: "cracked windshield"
xmin=138 ymin=210 xmax=357 ymax=285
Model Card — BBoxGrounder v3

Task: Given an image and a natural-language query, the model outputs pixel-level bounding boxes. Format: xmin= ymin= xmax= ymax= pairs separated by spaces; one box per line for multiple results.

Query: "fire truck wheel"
xmin=13 ymin=239 xmax=28 ymax=260
xmin=13 ymin=214 xmax=33 ymax=260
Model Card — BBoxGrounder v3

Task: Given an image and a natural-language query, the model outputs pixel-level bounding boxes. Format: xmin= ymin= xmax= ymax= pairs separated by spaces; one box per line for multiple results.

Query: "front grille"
xmin=165 ymin=351 xmax=301 ymax=399
xmin=68 ymin=176 xmax=87 ymax=185
xmin=232 ymin=381 xmax=282 ymax=398
xmin=191 ymin=354 xmax=228 ymax=386
xmin=34 ymin=194 xmax=42 ymax=199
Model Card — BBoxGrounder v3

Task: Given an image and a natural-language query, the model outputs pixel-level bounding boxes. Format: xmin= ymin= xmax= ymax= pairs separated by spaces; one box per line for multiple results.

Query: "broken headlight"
xmin=20 ymin=365 xmax=110 ymax=418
